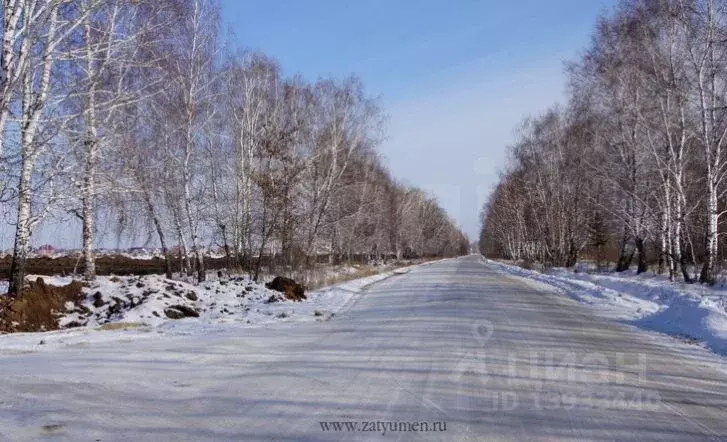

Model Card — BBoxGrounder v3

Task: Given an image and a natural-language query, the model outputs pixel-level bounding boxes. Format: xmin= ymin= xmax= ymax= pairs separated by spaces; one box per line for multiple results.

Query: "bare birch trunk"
xmin=144 ymin=190 xmax=172 ymax=279
xmin=81 ymin=150 xmax=96 ymax=281
xmin=182 ymin=129 xmax=205 ymax=283
xmin=8 ymin=3 xmax=59 ymax=295
xmin=701 ymin=185 xmax=718 ymax=284
xmin=8 ymin=158 xmax=32 ymax=295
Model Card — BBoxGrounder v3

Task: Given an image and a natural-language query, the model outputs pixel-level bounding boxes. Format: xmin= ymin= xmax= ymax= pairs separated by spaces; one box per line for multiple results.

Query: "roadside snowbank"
xmin=485 ymin=258 xmax=727 ymax=356
xmin=58 ymin=267 xmax=407 ymax=330
xmin=0 ymin=263 xmax=414 ymax=351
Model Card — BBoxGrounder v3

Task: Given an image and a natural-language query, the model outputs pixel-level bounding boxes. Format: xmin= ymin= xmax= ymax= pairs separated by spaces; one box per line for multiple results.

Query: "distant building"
xmin=37 ymin=244 xmax=56 ymax=256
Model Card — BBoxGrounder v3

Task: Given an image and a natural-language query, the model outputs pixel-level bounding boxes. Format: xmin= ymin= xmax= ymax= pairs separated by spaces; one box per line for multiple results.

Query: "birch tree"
xmin=150 ymin=0 xmax=219 ymax=283
xmin=7 ymin=0 xmax=97 ymax=295
xmin=481 ymin=0 xmax=727 ymax=284
xmin=684 ymin=0 xmax=727 ymax=284
xmin=303 ymin=77 xmax=383 ymax=264
xmin=65 ymin=0 xmax=163 ymax=281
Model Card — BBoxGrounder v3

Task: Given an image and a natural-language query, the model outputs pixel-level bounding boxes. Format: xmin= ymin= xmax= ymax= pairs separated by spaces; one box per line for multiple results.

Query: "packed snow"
xmin=485 ymin=257 xmax=727 ymax=357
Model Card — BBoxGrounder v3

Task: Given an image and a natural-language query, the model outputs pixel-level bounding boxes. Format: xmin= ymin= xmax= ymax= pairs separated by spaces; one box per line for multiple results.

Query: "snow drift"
xmin=485 ymin=258 xmax=727 ymax=357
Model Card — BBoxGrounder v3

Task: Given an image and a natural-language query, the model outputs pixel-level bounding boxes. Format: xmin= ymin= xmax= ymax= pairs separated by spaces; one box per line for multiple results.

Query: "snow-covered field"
xmin=0 ymin=265 xmax=413 ymax=352
xmin=486 ymin=258 xmax=727 ymax=357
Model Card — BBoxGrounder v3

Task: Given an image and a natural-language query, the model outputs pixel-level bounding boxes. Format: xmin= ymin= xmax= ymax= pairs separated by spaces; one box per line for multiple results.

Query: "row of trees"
xmin=480 ymin=0 xmax=727 ymax=284
xmin=1 ymin=0 xmax=468 ymax=294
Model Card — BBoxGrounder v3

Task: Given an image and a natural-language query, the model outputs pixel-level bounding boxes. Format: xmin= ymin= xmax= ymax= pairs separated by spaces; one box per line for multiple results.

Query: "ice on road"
xmin=1 ymin=256 xmax=727 ymax=440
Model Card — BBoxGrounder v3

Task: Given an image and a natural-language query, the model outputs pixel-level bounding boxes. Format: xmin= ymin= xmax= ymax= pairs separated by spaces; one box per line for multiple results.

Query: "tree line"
xmin=1 ymin=0 xmax=468 ymax=293
xmin=480 ymin=0 xmax=727 ymax=284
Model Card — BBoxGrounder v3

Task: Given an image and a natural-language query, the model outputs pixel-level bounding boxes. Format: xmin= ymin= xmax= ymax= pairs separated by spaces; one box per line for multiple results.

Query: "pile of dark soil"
xmin=0 ymin=278 xmax=85 ymax=333
xmin=266 ymin=276 xmax=306 ymax=301
xmin=0 ymin=254 xmax=232 ymax=279
xmin=164 ymin=305 xmax=199 ymax=319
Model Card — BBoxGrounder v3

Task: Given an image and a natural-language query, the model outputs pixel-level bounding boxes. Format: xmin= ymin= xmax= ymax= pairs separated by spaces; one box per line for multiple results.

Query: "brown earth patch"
xmin=266 ymin=276 xmax=306 ymax=301
xmin=0 ymin=254 xmax=232 ymax=279
xmin=164 ymin=305 xmax=199 ymax=319
xmin=0 ymin=278 xmax=84 ymax=333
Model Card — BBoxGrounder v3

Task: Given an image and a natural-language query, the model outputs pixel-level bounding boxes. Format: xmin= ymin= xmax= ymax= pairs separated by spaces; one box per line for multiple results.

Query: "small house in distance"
xmin=36 ymin=244 xmax=56 ymax=256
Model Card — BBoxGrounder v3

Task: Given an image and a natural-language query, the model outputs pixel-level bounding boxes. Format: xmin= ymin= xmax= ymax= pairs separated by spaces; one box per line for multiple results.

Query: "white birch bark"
xmin=8 ymin=1 xmax=59 ymax=294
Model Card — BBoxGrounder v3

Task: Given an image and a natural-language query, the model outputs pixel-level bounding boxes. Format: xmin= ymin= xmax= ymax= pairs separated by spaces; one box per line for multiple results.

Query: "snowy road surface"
xmin=1 ymin=256 xmax=727 ymax=440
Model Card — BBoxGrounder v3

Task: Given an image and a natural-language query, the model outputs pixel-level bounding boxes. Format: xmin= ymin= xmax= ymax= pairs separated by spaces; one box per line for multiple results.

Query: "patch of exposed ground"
xmin=0 ymin=278 xmax=85 ymax=333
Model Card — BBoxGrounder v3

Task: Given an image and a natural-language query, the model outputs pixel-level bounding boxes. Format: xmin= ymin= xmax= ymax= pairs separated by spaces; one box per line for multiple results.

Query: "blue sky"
xmin=0 ymin=0 xmax=615 ymax=251
xmin=220 ymin=0 xmax=616 ymax=239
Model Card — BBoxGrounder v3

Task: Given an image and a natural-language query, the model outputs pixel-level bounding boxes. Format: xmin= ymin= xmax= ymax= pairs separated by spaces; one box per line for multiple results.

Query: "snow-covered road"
xmin=1 ymin=256 xmax=727 ymax=440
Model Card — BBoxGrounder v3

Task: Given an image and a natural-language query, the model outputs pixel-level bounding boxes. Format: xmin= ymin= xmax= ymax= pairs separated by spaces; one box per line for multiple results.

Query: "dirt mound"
xmin=0 ymin=254 xmax=232 ymax=279
xmin=164 ymin=305 xmax=199 ymax=319
xmin=0 ymin=278 xmax=84 ymax=333
xmin=266 ymin=276 xmax=306 ymax=301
